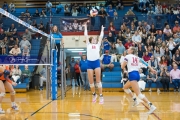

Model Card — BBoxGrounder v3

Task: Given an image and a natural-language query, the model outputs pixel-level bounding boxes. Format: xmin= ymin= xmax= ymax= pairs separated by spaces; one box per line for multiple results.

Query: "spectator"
xmin=102 ymin=37 xmax=111 ymax=52
xmin=38 ymin=23 xmax=46 ymax=39
xmin=154 ymin=46 xmax=162 ymax=61
xmin=79 ymin=54 xmax=89 ymax=91
xmin=132 ymin=31 xmax=142 ymax=46
xmin=147 ymin=16 xmax=154 ymax=26
xmin=173 ymin=34 xmax=180 ymax=44
xmin=12 ymin=29 xmax=19 ymax=44
xmin=105 ymin=0 xmax=114 ymax=7
xmin=9 ymin=2 xmax=15 ymax=12
xmin=143 ymin=22 xmax=151 ymax=33
xmin=107 ymin=32 xmax=115 ymax=44
xmin=45 ymin=1 xmax=52 ymax=13
xmin=22 ymin=46 xmax=30 ymax=56
xmin=19 ymin=36 xmax=31 ymax=50
xmin=130 ymin=23 xmax=136 ymax=35
xmin=56 ymin=2 xmax=63 ymax=14
xmin=148 ymin=55 xmax=158 ymax=70
xmin=164 ymin=48 xmax=172 ymax=64
xmin=12 ymin=65 xmax=21 ymax=83
xmin=141 ymin=29 xmax=147 ymax=44
xmin=149 ymin=24 xmax=157 ymax=35
xmin=69 ymin=58 xmax=76 ymax=86
xmin=159 ymin=56 xmax=168 ymax=69
xmin=173 ymin=21 xmax=180 ymax=33
xmin=143 ymin=51 xmax=150 ymax=62
xmin=33 ymin=9 xmax=40 ymax=17
xmin=21 ymin=65 xmax=31 ymax=83
xmin=72 ymin=7 xmax=78 ymax=17
xmin=167 ymin=37 xmax=176 ymax=53
xmin=40 ymin=9 xmax=47 ymax=18
xmin=109 ymin=43 xmax=118 ymax=62
xmin=116 ymin=41 xmax=125 ymax=60
xmin=9 ymin=44 xmax=21 ymax=56
xmin=23 ymin=29 xmax=32 ymax=41
xmin=98 ymin=7 xmax=107 ymax=29
xmin=107 ymin=5 xmax=116 ymax=23
xmin=124 ymin=28 xmax=131 ymax=40
xmin=2 ymin=2 xmax=9 ymax=11
xmin=163 ymin=25 xmax=172 ymax=36
xmin=147 ymin=69 xmax=160 ymax=92
xmin=160 ymin=67 xmax=170 ymax=92
xmin=124 ymin=39 xmax=133 ymax=49
xmin=123 ymin=15 xmax=130 ymax=27
xmin=0 ymin=29 xmax=6 ymax=41
xmin=162 ymin=2 xmax=167 ymax=14
xmin=64 ymin=4 xmax=71 ymax=16
xmin=156 ymin=31 xmax=164 ymax=41
xmin=108 ymin=22 xmax=116 ymax=37
xmin=87 ymin=7 xmax=96 ymax=30
xmin=141 ymin=5 xmax=148 ymax=14
xmin=39 ymin=66 xmax=47 ymax=90
xmin=0 ymin=36 xmax=7 ymax=55
xmin=155 ymin=5 xmax=162 ymax=14
xmin=6 ymin=24 xmax=17 ymax=37
xmin=170 ymin=64 xmax=180 ymax=92
xmin=137 ymin=44 xmax=145 ymax=58
xmin=147 ymin=7 xmax=155 ymax=15
xmin=116 ymin=32 xmax=126 ymax=44
xmin=8 ymin=36 xmax=15 ymax=52
xmin=74 ymin=60 xmax=83 ymax=86
xmin=100 ymin=50 xmax=114 ymax=71
xmin=116 ymin=0 xmax=124 ymax=10
xmin=160 ymin=42 xmax=166 ymax=55
xmin=173 ymin=49 xmax=180 ymax=66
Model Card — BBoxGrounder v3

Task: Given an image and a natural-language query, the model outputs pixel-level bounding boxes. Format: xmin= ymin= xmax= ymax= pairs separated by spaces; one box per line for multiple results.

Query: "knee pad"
xmin=124 ymin=89 xmax=132 ymax=94
xmin=10 ymin=91 xmax=16 ymax=95
xmin=138 ymin=94 xmax=145 ymax=99
xmin=96 ymin=82 xmax=102 ymax=88
xmin=89 ymin=83 xmax=95 ymax=88
xmin=0 ymin=92 xmax=5 ymax=97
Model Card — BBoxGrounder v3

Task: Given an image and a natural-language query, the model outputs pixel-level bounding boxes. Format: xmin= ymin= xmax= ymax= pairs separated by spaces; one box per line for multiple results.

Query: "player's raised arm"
xmin=98 ymin=25 xmax=105 ymax=44
xmin=83 ymin=22 xmax=89 ymax=44
xmin=139 ymin=58 xmax=156 ymax=74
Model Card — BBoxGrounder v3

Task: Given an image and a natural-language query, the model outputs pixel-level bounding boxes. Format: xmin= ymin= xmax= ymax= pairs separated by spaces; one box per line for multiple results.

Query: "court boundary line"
xmin=24 ymin=87 xmax=72 ymax=120
xmin=24 ymin=87 xmax=103 ymax=120
xmin=141 ymin=102 xmax=161 ymax=120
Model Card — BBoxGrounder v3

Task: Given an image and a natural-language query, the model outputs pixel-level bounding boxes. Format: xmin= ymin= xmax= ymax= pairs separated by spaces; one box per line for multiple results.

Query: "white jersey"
xmin=124 ymin=54 xmax=140 ymax=73
xmin=87 ymin=42 xmax=101 ymax=61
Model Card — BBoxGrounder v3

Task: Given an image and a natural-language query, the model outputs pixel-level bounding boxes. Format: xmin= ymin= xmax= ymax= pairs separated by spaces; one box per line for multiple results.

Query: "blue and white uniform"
xmin=86 ymin=42 xmax=101 ymax=70
xmin=124 ymin=54 xmax=148 ymax=81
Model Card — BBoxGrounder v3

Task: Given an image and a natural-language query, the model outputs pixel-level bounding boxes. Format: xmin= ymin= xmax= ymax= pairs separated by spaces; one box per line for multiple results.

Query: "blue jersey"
xmin=103 ymin=41 xmax=110 ymax=50
xmin=52 ymin=33 xmax=63 ymax=44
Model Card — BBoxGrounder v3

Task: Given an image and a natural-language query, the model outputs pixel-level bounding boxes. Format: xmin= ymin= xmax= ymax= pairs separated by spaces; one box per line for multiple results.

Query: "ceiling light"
xmin=71 ymin=51 xmax=86 ymax=53
xmin=67 ymin=49 xmax=84 ymax=51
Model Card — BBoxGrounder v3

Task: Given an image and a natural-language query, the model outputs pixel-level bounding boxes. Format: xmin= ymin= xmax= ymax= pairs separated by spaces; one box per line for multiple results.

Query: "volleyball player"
xmin=0 ymin=66 xmax=18 ymax=113
xmin=121 ymin=47 xmax=157 ymax=114
xmin=84 ymin=22 xmax=105 ymax=104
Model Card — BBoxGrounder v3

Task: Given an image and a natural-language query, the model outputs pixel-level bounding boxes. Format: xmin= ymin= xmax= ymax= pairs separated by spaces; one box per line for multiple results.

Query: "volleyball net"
xmin=0 ymin=8 xmax=66 ymax=100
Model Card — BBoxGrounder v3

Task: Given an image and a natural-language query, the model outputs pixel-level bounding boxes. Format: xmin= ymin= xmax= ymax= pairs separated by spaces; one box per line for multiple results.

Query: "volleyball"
xmin=90 ymin=8 xmax=98 ymax=17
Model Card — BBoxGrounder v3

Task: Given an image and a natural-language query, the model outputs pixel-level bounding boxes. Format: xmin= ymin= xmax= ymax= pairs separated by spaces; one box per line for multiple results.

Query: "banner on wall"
xmin=60 ymin=17 xmax=90 ymax=32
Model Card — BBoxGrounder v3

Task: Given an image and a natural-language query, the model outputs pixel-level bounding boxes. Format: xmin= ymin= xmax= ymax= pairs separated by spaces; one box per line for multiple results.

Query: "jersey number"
xmin=92 ymin=45 xmax=96 ymax=49
xmin=132 ymin=57 xmax=138 ymax=63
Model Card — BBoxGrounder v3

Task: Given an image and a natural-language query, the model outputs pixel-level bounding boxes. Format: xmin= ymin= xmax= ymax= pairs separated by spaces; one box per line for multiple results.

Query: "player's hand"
xmin=12 ymin=82 xmax=17 ymax=86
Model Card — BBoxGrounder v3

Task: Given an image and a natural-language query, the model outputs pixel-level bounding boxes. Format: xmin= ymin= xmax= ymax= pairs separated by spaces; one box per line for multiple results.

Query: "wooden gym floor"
xmin=1 ymin=87 xmax=180 ymax=120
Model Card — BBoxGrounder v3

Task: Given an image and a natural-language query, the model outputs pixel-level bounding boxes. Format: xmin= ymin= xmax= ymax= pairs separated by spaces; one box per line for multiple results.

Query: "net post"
xmin=61 ymin=44 xmax=64 ymax=100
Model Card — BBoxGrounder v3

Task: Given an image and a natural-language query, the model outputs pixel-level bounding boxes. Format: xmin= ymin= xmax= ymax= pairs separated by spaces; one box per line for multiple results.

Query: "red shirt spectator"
xmin=124 ymin=40 xmax=134 ymax=49
xmin=173 ymin=21 xmax=180 ymax=33
xmin=143 ymin=52 xmax=150 ymax=62
xmin=74 ymin=63 xmax=80 ymax=73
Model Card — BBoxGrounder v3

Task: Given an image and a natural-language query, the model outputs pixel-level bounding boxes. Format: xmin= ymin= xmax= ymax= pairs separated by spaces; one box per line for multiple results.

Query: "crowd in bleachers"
xmin=0 ymin=0 xmax=180 ymax=92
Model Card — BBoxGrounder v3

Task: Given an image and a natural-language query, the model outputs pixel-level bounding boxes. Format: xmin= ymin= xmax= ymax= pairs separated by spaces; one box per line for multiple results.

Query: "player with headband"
xmin=121 ymin=47 xmax=157 ymax=114
xmin=84 ymin=22 xmax=105 ymax=104
xmin=0 ymin=65 xmax=18 ymax=113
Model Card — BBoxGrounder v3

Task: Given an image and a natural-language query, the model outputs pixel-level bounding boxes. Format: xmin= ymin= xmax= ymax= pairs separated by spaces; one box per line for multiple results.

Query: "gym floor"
xmin=1 ymin=87 xmax=180 ymax=120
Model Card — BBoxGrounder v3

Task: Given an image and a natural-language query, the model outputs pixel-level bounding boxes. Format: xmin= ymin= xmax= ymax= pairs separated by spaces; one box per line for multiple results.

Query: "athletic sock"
xmin=100 ymin=94 xmax=103 ymax=97
xmin=11 ymin=102 xmax=16 ymax=106
xmin=148 ymin=102 xmax=152 ymax=107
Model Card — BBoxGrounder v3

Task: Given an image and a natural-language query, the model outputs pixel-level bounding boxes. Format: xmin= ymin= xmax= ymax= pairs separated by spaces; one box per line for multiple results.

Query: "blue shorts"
xmin=87 ymin=59 xmax=100 ymax=70
xmin=128 ymin=71 xmax=140 ymax=81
